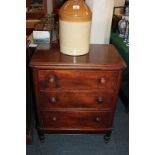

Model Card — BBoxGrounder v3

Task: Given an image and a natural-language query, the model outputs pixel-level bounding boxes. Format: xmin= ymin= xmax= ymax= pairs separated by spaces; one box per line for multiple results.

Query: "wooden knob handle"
xmin=97 ymin=97 xmax=104 ymax=104
xmin=49 ymin=97 xmax=56 ymax=103
xmin=49 ymin=76 xmax=55 ymax=83
xmin=52 ymin=116 xmax=57 ymax=121
xmin=96 ymin=117 xmax=100 ymax=122
xmin=100 ymin=77 xmax=105 ymax=84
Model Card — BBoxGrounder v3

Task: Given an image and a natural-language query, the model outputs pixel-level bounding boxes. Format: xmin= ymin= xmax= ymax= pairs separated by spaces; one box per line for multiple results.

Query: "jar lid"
xmin=59 ymin=0 xmax=92 ymax=22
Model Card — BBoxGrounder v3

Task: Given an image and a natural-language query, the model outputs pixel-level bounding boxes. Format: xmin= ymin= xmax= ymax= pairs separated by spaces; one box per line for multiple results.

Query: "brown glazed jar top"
xmin=59 ymin=0 xmax=92 ymax=22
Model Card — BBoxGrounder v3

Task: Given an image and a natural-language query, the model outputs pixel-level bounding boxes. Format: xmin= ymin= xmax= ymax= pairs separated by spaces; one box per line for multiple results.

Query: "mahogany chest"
xmin=30 ymin=44 xmax=126 ymax=143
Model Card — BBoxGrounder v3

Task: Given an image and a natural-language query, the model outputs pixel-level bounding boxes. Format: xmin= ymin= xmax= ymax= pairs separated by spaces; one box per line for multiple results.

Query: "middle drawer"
xmin=39 ymin=91 xmax=113 ymax=110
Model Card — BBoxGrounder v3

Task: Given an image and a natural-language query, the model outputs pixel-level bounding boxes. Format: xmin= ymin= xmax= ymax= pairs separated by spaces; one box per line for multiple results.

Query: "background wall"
xmin=114 ymin=0 xmax=125 ymax=7
xmin=86 ymin=0 xmax=114 ymax=44
xmin=114 ymin=0 xmax=125 ymax=15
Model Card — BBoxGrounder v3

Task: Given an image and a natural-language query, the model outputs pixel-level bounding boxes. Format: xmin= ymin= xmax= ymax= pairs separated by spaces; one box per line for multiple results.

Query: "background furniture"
xmin=30 ymin=43 xmax=126 ymax=143
xmin=110 ymin=32 xmax=129 ymax=112
xmin=52 ymin=0 xmax=67 ymax=14
xmin=110 ymin=0 xmax=129 ymax=112
xmin=26 ymin=10 xmax=56 ymax=144
xmin=26 ymin=0 xmax=47 ymax=19
xmin=86 ymin=0 xmax=114 ymax=44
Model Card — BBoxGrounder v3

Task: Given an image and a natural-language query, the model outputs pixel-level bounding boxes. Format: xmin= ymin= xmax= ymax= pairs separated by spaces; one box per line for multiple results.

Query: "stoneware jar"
xmin=59 ymin=0 xmax=92 ymax=56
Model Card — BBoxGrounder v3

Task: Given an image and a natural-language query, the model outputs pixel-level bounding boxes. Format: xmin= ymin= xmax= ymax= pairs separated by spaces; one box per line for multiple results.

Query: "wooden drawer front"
xmin=41 ymin=111 xmax=110 ymax=129
xmin=39 ymin=91 xmax=113 ymax=109
xmin=38 ymin=70 xmax=118 ymax=90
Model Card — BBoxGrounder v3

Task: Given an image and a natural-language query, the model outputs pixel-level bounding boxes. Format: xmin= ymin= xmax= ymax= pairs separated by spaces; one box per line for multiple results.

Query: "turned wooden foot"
xmin=104 ymin=131 xmax=112 ymax=143
xmin=38 ymin=132 xmax=45 ymax=143
xmin=37 ymin=125 xmax=45 ymax=143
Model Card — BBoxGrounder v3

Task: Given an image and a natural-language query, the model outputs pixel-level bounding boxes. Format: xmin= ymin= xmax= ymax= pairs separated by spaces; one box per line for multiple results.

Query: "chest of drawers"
xmin=30 ymin=44 xmax=126 ymax=143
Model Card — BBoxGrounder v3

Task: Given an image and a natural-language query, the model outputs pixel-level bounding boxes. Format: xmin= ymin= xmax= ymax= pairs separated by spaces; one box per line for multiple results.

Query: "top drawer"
xmin=38 ymin=70 xmax=118 ymax=91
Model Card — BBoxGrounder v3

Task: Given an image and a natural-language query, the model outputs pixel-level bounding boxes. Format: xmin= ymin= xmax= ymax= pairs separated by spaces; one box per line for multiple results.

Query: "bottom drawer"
xmin=41 ymin=110 xmax=110 ymax=130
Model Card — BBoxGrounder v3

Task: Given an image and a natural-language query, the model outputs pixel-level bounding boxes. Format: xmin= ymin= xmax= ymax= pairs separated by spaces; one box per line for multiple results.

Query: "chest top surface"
xmin=30 ymin=44 xmax=126 ymax=70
